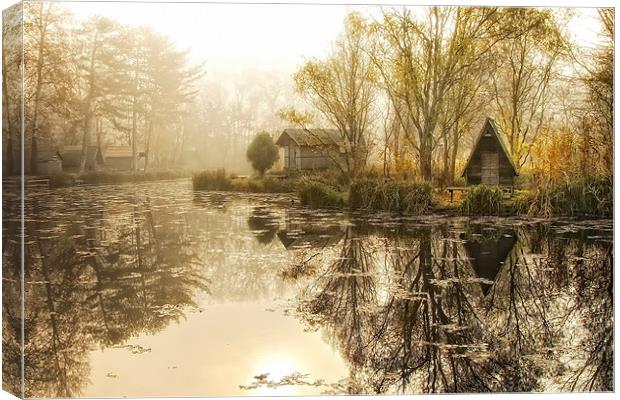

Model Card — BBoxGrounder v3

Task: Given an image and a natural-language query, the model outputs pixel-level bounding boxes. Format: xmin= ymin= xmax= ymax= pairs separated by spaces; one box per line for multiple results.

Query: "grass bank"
xmin=49 ymin=170 xmax=191 ymax=188
xmin=349 ymin=179 xmax=432 ymax=214
xmin=192 ymin=169 xmax=295 ymax=193
xmin=191 ymin=169 xmax=612 ymax=219
xmin=515 ymin=177 xmax=612 ymax=218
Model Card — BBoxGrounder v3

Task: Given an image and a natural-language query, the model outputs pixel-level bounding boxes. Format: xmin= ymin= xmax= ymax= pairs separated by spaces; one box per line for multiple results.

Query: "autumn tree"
xmin=371 ymin=7 xmax=513 ymax=182
xmin=2 ymin=3 xmax=22 ymax=176
xmin=23 ymin=2 xmax=75 ymax=174
xmin=490 ymin=8 xmax=568 ymax=171
xmin=293 ymin=12 xmax=376 ymax=181
xmin=74 ymin=17 xmax=129 ymax=174
xmin=577 ymin=9 xmax=613 ymax=178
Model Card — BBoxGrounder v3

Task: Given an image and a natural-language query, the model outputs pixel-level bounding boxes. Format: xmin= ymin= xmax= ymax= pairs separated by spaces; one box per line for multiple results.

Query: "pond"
xmin=2 ymin=179 xmax=613 ymax=397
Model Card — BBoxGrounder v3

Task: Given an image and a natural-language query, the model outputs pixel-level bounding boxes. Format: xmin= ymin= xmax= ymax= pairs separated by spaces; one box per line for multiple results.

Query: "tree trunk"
xmin=144 ymin=120 xmax=152 ymax=172
xmin=448 ymin=122 xmax=460 ymax=186
xmin=449 ymin=136 xmax=459 ymax=187
xmin=2 ymin=45 xmax=14 ymax=175
xmin=131 ymin=94 xmax=137 ymax=171
xmin=441 ymin=132 xmax=450 ymax=187
xmin=419 ymin=133 xmax=433 ymax=182
xmin=30 ymin=3 xmax=48 ymax=175
xmin=79 ymin=31 xmax=99 ymax=175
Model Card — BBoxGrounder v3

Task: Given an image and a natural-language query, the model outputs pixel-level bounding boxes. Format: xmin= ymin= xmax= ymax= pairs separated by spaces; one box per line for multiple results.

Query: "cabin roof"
xmin=275 ymin=129 xmax=342 ymax=147
xmin=461 ymin=118 xmax=518 ymax=177
xmin=104 ymin=145 xmax=133 ymax=159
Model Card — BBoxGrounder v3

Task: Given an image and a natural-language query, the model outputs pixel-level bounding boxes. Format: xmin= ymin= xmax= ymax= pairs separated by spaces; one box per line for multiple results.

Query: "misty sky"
xmin=66 ymin=1 xmax=605 ymax=78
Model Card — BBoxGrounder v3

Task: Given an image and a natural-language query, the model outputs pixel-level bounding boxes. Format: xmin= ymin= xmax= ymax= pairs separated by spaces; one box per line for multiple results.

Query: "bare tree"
xmin=293 ymin=12 xmax=377 ymax=181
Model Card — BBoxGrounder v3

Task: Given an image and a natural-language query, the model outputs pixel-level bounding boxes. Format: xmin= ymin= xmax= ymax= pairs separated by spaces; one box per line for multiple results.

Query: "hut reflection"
xmin=288 ymin=221 xmax=612 ymax=393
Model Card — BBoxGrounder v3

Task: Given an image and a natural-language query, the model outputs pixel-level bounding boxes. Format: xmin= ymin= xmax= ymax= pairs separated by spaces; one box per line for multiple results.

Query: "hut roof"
xmin=104 ymin=145 xmax=132 ymax=159
xmin=461 ymin=118 xmax=518 ymax=177
xmin=275 ymin=129 xmax=343 ymax=147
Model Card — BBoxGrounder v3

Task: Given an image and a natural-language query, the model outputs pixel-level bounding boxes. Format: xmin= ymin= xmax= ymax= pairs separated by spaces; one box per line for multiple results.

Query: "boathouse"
xmin=275 ymin=129 xmax=343 ymax=171
xmin=35 ymin=150 xmax=63 ymax=175
xmin=461 ymin=118 xmax=518 ymax=188
xmin=60 ymin=145 xmax=104 ymax=172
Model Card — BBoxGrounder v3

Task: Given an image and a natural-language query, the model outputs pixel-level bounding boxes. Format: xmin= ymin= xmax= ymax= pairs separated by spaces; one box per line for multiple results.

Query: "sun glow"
xmin=250 ymin=353 xmax=302 ymax=396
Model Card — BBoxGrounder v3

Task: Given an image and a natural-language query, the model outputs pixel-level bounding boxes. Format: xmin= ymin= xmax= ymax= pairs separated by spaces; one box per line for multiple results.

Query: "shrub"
xmin=400 ymin=182 xmax=434 ymax=214
xmin=519 ymin=177 xmax=612 ymax=218
xmin=192 ymin=169 xmax=232 ymax=190
xmin=260 ymin=177 xmax=295 ymax=193
xmin=460 ymin=185 xmax=504 ymax=215
xmin=349 ymin=179 xmax=432 ymax=214
xmin=298 ymin=182 xmax=345 ymax=209
xmin=246 ymin=132 xmax=279 ymax=176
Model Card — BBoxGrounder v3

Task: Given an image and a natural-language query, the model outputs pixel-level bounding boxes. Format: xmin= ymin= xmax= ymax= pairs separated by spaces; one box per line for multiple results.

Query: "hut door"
xmin=481 ymin=151 xmax=499 ymax=185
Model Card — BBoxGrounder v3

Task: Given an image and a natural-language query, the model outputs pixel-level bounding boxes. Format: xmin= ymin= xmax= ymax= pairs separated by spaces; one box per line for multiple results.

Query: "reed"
xmin=460 ymin=185 xmax=503 ymax=215
xmin=298 ymin=182 xmax=345 ymax=209
xmin=520 ymin=177 xmax=612 ymax=218
xmin=349 ymin=179 xmax=432 ymax=214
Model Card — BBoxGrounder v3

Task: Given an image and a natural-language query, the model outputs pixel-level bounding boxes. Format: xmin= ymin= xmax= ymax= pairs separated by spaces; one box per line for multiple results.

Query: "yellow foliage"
xmin=529 ymin=129 xmax=579 ymax=186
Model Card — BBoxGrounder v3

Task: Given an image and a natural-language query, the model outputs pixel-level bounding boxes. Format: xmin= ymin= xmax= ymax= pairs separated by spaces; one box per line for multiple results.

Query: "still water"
xmin=2 ymin=179 xmax=613 ymax=397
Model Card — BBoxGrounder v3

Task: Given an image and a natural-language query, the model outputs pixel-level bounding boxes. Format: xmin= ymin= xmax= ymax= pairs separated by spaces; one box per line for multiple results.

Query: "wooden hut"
xmin=275 ymin=129 xmax=344 ymax=171
xmin=102 ymin=146 xmax=134 ymax=171
xmin=60 ymin=145 xmax=104 ymax=172
xmin=461 ymin=118 xmax=518 ymax=188
xmin=35 ymin=150 xmax=63 ymax=175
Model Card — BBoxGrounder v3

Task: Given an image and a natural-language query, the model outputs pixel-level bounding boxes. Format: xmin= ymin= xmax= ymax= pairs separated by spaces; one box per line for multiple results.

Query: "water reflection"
xmin=286 ymin=217 xmax=613 ymax=394
xmin=2 ymin=181 xmax=613 ymax=396
xmin=247 ymin=206 xmax=279 ymax=245
xmin=5 ymin=184 xmax=210 ymax=397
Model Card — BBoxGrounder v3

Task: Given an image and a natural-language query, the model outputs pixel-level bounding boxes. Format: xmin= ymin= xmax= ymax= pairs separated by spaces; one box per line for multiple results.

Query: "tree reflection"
xmin=2 ymin=180 xmax=23 ymax=397
xmin=15 ymin=192 xmax=209 ymax=398
xmin=247 ymin=206 xmax=279 ymax=244
xmin=290 ymin=221 xmax=613 ymax=394
xmin=299 ymin=226 xmax=377 ymax=367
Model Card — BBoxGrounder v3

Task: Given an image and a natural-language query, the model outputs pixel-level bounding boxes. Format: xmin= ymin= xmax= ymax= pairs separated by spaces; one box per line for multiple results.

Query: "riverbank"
xmin=192 ymin=169 xmax=613 ymax=219
xmin=45 ymin=170 xmax=192 ymax=188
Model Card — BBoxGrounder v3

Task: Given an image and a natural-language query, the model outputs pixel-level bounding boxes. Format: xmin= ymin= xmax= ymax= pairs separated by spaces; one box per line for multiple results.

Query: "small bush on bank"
xmin=246 ymin=132 xmax=279 ymax=176
xmin=518 ymin=177 xmax=612 ymax=218
xmin=298 ymin=182 xmax=345 ymax=209
xmin=192 ymin=169 xmax=231 ymax=190
xmin=460 ymin=185 xmax=503 ymax=215
xmin=349 ymin=179 xmax=432 ymax=214
xmin=49 ymin=172 xmax=75 ymax=188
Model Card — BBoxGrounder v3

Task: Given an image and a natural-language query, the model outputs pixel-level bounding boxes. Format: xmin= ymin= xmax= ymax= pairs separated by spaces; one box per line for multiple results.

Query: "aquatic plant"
xmin=298 ymin=182 xmax=345 ymax=209
xmin=348 ymin=179 xmax=432 ymax=214
xmin=460 ymin=185 xmax=503 ymax=215
xmin=246 ymin=176 xmax=295 ymax=193
xmin=192 ymin=169 xmax=232 ymax=190
xmin=519 ymin=177 xmax=612 ymax=218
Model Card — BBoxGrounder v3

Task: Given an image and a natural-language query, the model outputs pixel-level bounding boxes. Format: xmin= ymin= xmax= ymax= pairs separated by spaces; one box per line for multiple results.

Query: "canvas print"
xmin=1 ymin=1 xmax=614 ymax=398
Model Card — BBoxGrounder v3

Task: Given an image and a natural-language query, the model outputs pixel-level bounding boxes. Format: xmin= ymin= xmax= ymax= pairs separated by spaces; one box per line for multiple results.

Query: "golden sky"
xmin=63 ymin=1 xmax=608 ymax=77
